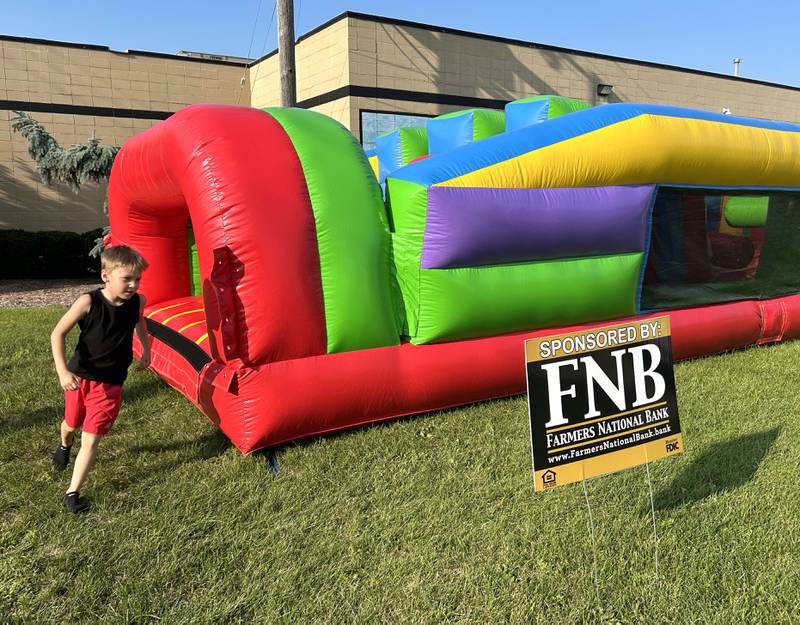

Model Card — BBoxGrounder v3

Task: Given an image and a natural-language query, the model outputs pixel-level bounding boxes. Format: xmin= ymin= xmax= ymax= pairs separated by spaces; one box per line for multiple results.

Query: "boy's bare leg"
xmin=60 ymin=420 xmax=75 ymax=447
xmin=67 ymin=432 xmax=101 ymax=494
xmin=53 ymin=421 xmax=76 ymax=470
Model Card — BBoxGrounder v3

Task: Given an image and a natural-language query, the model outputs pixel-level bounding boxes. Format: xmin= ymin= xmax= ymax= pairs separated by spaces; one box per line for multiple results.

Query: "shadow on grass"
xmin=130 ymin=430 xmax=230 ymax=457
xmin=0 ymin=404 xmax=61 ymax=437
xmin=0 ymin=377 xmax=165 ymax=437
xmin=107 ymin=431 xmax=230 ymax=494
xmin=654 ymin=428 xmax=780 ymax=510
xmin=122 ymin=375 xmax=168 ymax=405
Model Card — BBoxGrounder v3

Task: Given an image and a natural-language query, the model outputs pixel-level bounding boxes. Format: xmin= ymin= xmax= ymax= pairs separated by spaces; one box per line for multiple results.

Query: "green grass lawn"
xmin=2 ymin=307 xmax=800 ymax=623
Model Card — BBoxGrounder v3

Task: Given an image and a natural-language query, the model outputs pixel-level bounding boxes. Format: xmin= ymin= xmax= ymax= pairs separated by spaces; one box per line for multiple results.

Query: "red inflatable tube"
xmin=135 ymin=294 xmax=800 ymax=453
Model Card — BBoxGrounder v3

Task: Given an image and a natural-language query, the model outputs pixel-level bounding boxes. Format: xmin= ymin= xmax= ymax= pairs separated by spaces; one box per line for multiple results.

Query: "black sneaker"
xmin=63 ymin=492 xmax=90 ymax=513
xmin=52 ymin=444 xmax=71 ymax=470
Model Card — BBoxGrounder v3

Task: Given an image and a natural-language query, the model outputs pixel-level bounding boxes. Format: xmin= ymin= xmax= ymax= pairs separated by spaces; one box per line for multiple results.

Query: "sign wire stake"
xmin=645 ymin=461 xmax=659 ymax=580
xmin=581 ymin=478 xmax=601 ymax=603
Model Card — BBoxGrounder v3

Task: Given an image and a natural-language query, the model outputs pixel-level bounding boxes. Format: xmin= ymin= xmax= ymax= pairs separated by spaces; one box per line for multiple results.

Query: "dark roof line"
xmin=0 ymin=33 xmax=108 ymax=51
xmin=0 ymin=33 xmax=248 ymax=67
xmin=0 ymin=99 xmax=173 ymax=120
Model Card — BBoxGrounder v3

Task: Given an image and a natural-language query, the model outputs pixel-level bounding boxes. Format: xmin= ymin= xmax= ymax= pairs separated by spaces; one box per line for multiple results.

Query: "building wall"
xmin=250 ymin=17 xmax=349 ymax=109
xmin=0 ymin=37 xmax=248 ymax=231
xmin=5 ymin=12 xmax=800 ymax=232
xmin=0 ymin=110 xmax=151 ymax=232
xmin=346 ymin=15 xmax=800 ymax=140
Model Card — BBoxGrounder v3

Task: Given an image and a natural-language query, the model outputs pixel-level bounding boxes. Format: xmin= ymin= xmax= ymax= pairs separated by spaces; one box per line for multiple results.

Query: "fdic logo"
xmin=665 ymin=439 xmax=680 ymax=453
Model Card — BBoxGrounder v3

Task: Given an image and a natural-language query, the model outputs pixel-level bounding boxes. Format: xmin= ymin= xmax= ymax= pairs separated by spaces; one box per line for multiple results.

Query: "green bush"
xmin=0 ymin=229 xmax=102 ymax=279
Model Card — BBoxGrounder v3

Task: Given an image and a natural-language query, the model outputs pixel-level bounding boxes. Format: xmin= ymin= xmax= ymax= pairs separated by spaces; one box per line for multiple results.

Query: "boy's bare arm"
xmin=51 ymin=294 xmax=91 ymax=391
xmin=136 ymin=294 xmax=151 ymax=369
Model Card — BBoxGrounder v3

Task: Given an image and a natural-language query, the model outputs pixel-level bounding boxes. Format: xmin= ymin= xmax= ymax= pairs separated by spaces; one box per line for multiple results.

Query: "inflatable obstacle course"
xmin=109 ymin=101 xmax=800 ymax=453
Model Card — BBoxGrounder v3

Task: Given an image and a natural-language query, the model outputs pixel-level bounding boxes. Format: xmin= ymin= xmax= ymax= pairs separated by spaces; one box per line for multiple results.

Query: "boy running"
xmin=50 ymin=245 xmax=151 ymax=513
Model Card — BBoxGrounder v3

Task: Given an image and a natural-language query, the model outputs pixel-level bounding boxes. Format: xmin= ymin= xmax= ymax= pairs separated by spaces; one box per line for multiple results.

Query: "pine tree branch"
xmin=11 ymin=111 xmax=121 ymax=256
xmin=10 ymin=110 xmax=120 ymax=192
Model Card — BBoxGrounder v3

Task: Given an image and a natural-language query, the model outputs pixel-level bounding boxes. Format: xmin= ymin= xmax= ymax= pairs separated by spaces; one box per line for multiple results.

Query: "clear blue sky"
xmin=3 ymin=0 xmax=799 ymax=86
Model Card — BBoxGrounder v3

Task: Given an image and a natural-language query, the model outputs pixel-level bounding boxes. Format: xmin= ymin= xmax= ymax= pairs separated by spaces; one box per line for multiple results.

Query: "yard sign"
xmin=526 ymin=316 xmax=682 ymax=491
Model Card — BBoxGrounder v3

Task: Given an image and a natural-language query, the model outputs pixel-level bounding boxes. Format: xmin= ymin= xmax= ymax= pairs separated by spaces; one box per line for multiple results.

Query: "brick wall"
xmin=250 ymin=17 xmax=350 ymax=109
xmin=345 ymin=15 xmax=800 ymax=140
xmin=0 ymin=38 xmax=248 ymax=232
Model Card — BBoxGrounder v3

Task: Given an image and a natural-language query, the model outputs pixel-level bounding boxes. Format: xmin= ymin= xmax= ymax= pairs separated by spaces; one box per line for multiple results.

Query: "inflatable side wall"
xmin=386 ymin=103 xmax=800 ymax=343
xmin=369 ymin=96 xmax=584 ymax=185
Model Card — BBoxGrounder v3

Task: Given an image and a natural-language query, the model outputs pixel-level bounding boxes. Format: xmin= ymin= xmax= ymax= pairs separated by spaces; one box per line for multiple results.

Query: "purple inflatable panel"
xmin=421 ymin=185 xmax=655 ymax=268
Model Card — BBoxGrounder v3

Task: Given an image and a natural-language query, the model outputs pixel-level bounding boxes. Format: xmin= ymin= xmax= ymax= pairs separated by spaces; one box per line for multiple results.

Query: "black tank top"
xmin=67 ymin=289 xmax=141 ymax=385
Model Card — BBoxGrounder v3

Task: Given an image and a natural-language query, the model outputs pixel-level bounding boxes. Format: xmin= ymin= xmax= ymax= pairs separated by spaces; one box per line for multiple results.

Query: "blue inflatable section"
xmin=505 ymin=99 xmax=551 ymax=131
xmin=427 ymin=111 xmax=476 ymax=155
xmin=376 ymin=131 xmax=403 ymax=183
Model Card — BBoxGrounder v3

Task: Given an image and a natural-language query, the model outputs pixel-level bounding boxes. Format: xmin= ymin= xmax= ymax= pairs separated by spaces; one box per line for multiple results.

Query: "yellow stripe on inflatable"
xmin=163 ymin=308 xmax=204 ymax=324
xmin=178 ymin=319 xmax=206 ymax=333
xmin=196 ymin=333 xmax=208 ymax=345
xmin=147 ymin=300 xmax=193 ymax=318
xmin=438 ymin=115 xmax=800 ymax=189
xmin=368 ymin=155 xmax=379 ymax=180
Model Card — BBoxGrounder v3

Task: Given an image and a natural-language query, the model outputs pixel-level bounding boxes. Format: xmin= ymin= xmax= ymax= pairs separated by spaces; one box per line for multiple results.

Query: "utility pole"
xmin=277 ymin=0 xmax=296 ymax=107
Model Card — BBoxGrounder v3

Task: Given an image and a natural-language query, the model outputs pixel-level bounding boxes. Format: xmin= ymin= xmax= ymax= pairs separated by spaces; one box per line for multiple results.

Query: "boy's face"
xmin=102 ymin=266 xmax=142 ymax=300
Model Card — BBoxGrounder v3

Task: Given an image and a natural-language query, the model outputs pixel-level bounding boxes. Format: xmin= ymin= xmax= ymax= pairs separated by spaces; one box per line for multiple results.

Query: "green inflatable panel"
xmin=187 ymin=225 xmax=201 ymax=296
xmin=413 ymin=254 xmax=642 ymax=344
xmin=724 ymin=196 xmax=769 ymax=228
xmin=264 ymin=107 xmax=401 ymax=353
xmin=398 ymin=127 xmax=428 ymax=164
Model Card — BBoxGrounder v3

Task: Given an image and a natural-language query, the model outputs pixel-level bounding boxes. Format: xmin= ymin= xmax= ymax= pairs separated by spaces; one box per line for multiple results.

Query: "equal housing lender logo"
xmin=526 ymin=316 xmax=683 ymax=491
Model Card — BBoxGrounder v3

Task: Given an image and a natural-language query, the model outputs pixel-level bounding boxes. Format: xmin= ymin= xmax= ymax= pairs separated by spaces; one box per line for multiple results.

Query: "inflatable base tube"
xmin=135 ymin=294 xmax=800 ymax=454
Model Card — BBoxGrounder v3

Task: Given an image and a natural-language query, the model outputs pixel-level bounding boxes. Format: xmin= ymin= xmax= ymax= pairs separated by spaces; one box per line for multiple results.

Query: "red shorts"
xmin=64 ymin=378 xmax=123 ymax=436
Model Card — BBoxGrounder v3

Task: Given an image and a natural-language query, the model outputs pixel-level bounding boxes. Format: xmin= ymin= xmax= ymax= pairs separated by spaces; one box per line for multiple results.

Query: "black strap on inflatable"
xmin=145 ymin=318 xmax=211 ymax=373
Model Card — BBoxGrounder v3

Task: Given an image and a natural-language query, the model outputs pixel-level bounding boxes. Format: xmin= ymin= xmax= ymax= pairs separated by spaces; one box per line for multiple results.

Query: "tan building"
xmin=0 ymin=38 xmax=250 ymax=232
xmin=4 ymin=11 xmax=800 ymax=232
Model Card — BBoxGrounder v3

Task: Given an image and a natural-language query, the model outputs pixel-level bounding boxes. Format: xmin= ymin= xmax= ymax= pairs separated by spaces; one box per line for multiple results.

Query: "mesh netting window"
xmin=641 ymin=187 xmax=800 ymax=311
xmin=360 ymin=111 xmax=431 ymax=152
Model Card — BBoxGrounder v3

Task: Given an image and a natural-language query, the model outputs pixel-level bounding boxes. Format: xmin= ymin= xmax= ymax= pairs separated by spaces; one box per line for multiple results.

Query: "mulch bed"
xmin=0 ymin=278 xmax=101 ymax=308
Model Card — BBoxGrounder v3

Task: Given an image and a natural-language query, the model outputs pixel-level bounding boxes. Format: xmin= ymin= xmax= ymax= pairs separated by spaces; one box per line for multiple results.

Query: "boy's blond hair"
xmin=101 ymin=245 xmax=149 ymax=273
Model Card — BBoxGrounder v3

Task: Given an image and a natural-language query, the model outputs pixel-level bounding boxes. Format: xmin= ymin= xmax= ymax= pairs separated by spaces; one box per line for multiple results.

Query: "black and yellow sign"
xmin=526 ymin=316 xmax=682 ymax=491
